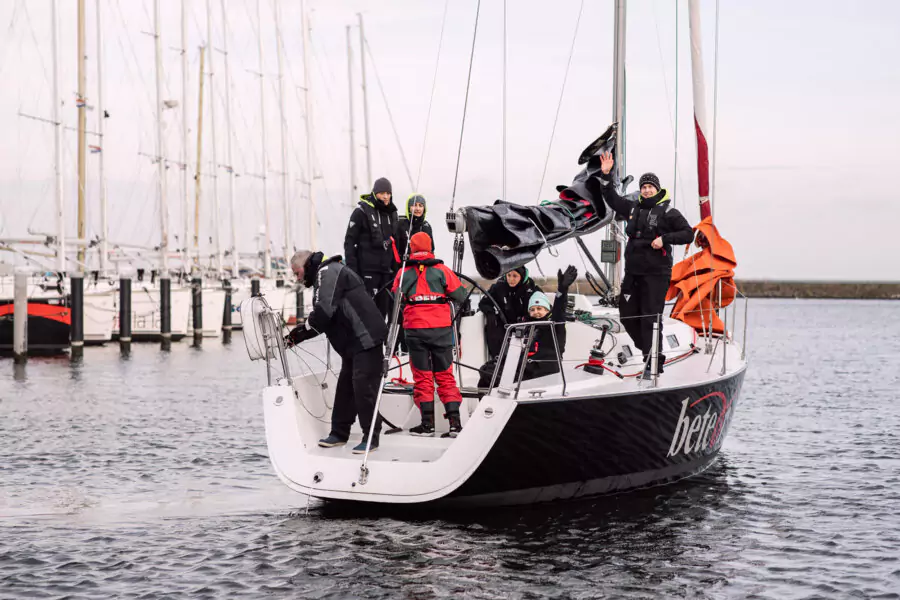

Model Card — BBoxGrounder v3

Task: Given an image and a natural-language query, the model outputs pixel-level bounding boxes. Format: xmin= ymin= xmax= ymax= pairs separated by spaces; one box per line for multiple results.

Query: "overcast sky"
xmin=1 ymin=0 xmax=898 ymax=281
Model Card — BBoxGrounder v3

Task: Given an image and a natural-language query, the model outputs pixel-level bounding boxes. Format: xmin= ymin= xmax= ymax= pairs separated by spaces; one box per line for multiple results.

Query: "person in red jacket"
xmin=392 ymin=232 xmax=469 ymax=438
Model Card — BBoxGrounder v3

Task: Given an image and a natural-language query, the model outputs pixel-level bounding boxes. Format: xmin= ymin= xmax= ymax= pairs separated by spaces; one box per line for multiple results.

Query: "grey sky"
xmin=1 ymin=0 xmax=898 ymax=281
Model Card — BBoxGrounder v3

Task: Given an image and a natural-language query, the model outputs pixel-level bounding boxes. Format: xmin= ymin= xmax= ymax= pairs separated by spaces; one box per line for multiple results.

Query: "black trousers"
xmin=476 ymin=353 xmax=559 ymax=389
xmin=361 ymin=272 xmax=393 ymax=320
xmin=619 ymin=272 xmax=669 ymax=365
xmin=331 ymin=345 xmax=383 ymax=442
xmin=483 ymin=313 xmax=505 ymax=361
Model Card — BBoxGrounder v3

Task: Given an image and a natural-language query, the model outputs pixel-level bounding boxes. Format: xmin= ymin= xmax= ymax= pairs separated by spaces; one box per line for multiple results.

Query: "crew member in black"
xmin=344 ymin=177 xmax=399 ymax=318
xmin=595 ymin=151 xmax=694 ymax=378
xmin=284 ymin=250 xmax=388 ymax=453
xmin=395 ymin=194 xmax=433 ymax=255
xmin=478 ymin=266 xmax=541 ymax=360
xmin=477 ymin=266 xmax=577 ymax=389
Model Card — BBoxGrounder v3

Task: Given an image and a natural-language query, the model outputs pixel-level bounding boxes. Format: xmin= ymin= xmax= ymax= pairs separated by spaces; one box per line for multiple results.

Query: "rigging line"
xmin=651 ymin=0 xmax=678 ymax=151
xmin=363 ymin=36 xmax=414 ymax=190
xmin=415 ymin=0 xmax=450 ymax=193
xmin=501 ymin=0 xmax=506 ymax=202
xmin=535 ymin=0 xmax=585 ymax=204
xmin=0 ymin=0 xmax=23 ymax=80
xmin=449 ymin=0 xmax=482 ymax=212
xmin=710 ymin=0 xmax=720 ymax=220
xmin=673 ymin=0 xmax=679 ymax=207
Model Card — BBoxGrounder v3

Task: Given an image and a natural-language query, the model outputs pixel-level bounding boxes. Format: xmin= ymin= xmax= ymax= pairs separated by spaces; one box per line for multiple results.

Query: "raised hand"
xmin=600 ymin=151 xmax=614 ymax=175
xmin=557 ymin=265 xmax=578 ymax=290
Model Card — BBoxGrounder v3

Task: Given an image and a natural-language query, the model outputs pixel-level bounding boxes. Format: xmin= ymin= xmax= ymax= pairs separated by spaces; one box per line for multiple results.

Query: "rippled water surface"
xmin=2 ymin=299 xmax=899 ymax=598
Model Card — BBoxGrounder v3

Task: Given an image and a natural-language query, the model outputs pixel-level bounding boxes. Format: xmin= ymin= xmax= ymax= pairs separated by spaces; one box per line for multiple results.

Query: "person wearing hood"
xmin=391 ymin=232 xmax=469 ymax=438
xmin=395 ymin=194 xmax=433 ymax=256
xmin=344 ymin=177 xmax=400 ymax=318
xmin=284 ymin=250 xmax=388 ymax=453
xmin=478 ymin=266 xmax=542 ymax=360
xmin=477 ymin=266 xmax=578 ymax=389
xmin=596 ymin=151 xmax=694 ymax=378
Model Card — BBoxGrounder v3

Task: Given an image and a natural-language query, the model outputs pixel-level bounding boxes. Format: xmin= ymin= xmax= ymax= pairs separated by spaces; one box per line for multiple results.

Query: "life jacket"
xmin=625 ymin=190 xmax=673 ymax=241
xmin=393 ymin=251 xmax=463 ymax=329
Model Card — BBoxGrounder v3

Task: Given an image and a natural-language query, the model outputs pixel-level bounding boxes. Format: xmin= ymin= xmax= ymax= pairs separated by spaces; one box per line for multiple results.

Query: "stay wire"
xmin=535 ymin=0 xmax=585 ymax=203
xmin=673 ymin=0 xmax=679 ymax=207
xmin=449 ymin=0 xmax=482 ymax=212
xmin=415 ymin=0 xmax=450 ymax=193
xmin=710 ymin=0 xmax=720 ymax=219
xmin=363 ymin=36 xmax=414 ymax=190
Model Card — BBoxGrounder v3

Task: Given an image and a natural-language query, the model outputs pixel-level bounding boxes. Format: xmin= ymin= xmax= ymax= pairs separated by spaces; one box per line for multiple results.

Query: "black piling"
xmin=119 ymin=274 xmax=132 ymax=352
xmin=160 ymin=276 xmax=171 ymax=342
xmin=191 ymin=276 xmax=203 ymax=343
xmin=222 ymin=279 xmax=232 ymax=344
xmin=70 ymin=274 xmax=84 ymax=357
xmin=251 ymin=278 xmax=261 ymax=297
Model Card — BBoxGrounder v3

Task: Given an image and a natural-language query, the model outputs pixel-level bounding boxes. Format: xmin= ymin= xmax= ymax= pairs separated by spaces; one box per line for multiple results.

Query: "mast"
xmin=220 ymin=0 xmax=238 ymax=278
xmin=357 ymin=13 xmax=372 ymax=186
xmin=194 ymin=46 xmax=206 ymax=269
xmin=255 ymin=0 xmax=271 ymax=278
xmin=181 ymin=0 xmax=190 ymax=271
xmin=207 ymin=0 xmax=222 ymax=276
xmin=51 ymin=0 xmax=65 ymax=273
xmin=154 ymin=0 xmax=169 ymax=276
xmin=76 ymin=0 xmax=86 ymax=270
xmin=346 ymin=25 xmax=357 ymax=204
xmin=96 ymin=0 xmax=108 ymax=276
xmin=688 ymin=0 xmax=712 ymax=220
xmin=275 ymin=0 xmax=290 ymax=269
xmin=301 ymin=3 xmax=316 ymax=248
xmin=608 ymin=0 xmax=627 ymax=294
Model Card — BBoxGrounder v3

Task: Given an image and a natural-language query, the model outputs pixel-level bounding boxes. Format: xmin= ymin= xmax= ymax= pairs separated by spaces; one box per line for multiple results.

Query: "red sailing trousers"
xmin=405 ymin=328 xmax=462 ymax=408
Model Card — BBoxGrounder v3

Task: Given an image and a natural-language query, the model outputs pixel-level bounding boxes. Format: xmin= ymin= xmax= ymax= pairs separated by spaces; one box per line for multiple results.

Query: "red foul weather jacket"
xmin=391 ymin=252 xmax=468 ymax=329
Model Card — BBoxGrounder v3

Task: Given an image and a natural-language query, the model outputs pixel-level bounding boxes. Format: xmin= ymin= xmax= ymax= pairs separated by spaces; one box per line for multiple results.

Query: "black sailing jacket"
xmin=592 ymin=179 xmax=695 ymax=276
xmin=288 ymin=254 xmax=387 ymax=357
xmin=343 ymin=194 xmax=400 ymax=277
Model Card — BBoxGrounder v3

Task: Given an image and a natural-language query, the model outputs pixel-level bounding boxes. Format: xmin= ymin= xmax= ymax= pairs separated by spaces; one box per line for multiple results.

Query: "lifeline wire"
xmin=536 ymin=0 xmax=585 ymax=203
xmin=449 ymin=0 xmax=482 ymax=212
xmin=415 ymin=0 xmax=450 ymax=193
xmin=710 ymin=0 xmax=720 ymax=220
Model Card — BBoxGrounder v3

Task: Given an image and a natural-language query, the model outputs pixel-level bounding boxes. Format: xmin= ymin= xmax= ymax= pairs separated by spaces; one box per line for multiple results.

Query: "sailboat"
xmin=244 ymin=0 xmax=746 ymax=507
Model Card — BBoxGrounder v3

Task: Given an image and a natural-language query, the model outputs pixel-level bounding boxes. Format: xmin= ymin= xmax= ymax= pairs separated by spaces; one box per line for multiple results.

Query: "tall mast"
xmin=76 ymin=0 xmax=86 ymax=270
xmin=255 ymin=0 xmax=271 ymax=278
xmin=207 ymin=0 xmax=222 ymax=276
xmin=275 ymin=0 xmax=290 ymax=269
xmin=301 ymin=3 xmax=315 ymax=248
xmin=688 ymin=0 xmax=712 ymax=220
xmin=194 ymin=47 xmax=206 ymax=269
xmin=346 ymin=25 xmax=357 ymax=204
xmin=181 ymin=0 xmax=190 ymax=271
xmin=51 ymin=0 xmax=66 ymax=273
xmin=220 ymin=0 xmax=238 ymax=278
xmin=154 ymin=0 xmax=169 ymax=275
xmin=608 ymin=0 xmax=627 ymax=294
xmin=96 ymin=0 xmax=108 ymax=276
xmin=357 ymin=13 xmax=372 ymax=186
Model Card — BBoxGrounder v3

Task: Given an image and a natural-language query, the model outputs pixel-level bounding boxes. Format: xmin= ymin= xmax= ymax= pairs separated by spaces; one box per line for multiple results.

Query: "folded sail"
xmin=463 ymin=124 xmax=623 ymax=279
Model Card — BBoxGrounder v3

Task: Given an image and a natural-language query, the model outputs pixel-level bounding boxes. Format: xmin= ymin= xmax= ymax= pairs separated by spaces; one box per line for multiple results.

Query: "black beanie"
xmin=407 ymin=194 xmax=426 ymax=213
xmin=372 ymin=177 xmax=392 ymax=196
xmin=638 ymin=172 xmax=661 ymax=191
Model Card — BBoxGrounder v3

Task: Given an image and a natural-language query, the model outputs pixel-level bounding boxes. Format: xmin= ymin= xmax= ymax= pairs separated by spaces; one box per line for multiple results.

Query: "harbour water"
xmin=1 ymin=299 xmax=899 ymax=598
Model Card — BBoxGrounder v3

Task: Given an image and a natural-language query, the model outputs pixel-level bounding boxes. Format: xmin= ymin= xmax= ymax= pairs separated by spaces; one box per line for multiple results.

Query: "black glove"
xmin=557 ymin=265 xmax=578 ymax=290
xmin=283 ymin=334 xmax=296 ymax=349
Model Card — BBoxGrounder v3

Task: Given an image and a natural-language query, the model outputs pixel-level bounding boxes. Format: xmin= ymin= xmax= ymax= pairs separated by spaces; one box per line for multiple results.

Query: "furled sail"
xmin=462 ymin=124 xmax=624 ymax=279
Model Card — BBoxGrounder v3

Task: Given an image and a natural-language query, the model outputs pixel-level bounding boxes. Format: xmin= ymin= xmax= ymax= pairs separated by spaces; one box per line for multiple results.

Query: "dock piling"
xmin=70 ymin=274 xmax=84 ymax=357
xmin=13 ymin=270 xmax=27 ymax=362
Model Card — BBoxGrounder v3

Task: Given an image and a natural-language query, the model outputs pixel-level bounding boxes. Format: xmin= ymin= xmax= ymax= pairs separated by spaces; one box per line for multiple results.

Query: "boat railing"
xmin=488 ymin=321 xmax=568 ymax=399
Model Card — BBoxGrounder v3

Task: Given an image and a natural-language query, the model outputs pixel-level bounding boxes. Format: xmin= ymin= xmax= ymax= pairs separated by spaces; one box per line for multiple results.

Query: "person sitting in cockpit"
xmin=476 ymin=265 xmax=577 ymax=389
xmin=478 ymin=266 xmax=541 ymax=360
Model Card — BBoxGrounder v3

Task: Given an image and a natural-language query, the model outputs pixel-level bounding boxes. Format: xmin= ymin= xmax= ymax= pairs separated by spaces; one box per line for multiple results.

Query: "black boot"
xmin=409 ymin=401 xmax=435 ymax=437
xmin=441 ymin=402 xmax=462 ymax=439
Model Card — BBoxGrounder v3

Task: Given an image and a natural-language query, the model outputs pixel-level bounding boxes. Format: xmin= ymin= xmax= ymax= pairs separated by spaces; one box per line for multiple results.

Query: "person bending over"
xmin=284 ymin=250 xmax=387 ymax=453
